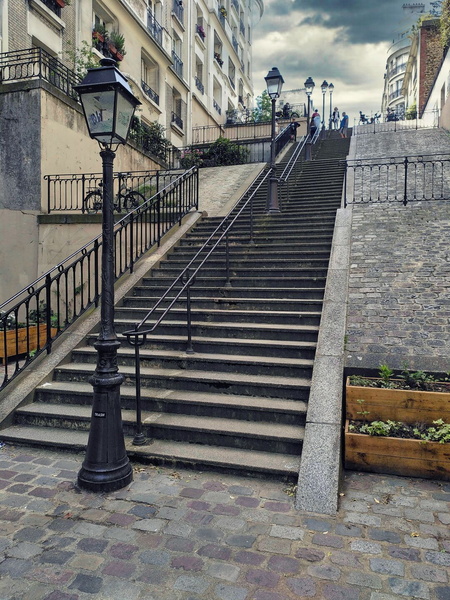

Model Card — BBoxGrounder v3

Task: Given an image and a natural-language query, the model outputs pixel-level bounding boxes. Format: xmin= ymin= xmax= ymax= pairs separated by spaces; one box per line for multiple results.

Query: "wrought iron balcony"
xmin=141 ymin=81 xmax=159 ymax=105
xmin=213 ymin=99 xmax=221 ymax=114
xmin=147 ymin=9 xmax=163 ymax=46
xmin=231 ymin=0 xmax=239 ymax=13
xmin=171 ymin=50 xmax=183 ymax=78
xmin=240 ymin=20 xmax=245 ymax=36
xmin=172 ymin=0 xmax=184 ymax=23
xmin=39 ymin=0 xmax=62 ymax=17
xmin=195 ymin=76 xmax=204 ymax=94
xmin=232 ymin=34 xmax=238 ymax=53
xmin=171 ymin=112 xmax=184 ymax=129
xmin=0 ymin=47 xmax=80 ymax=100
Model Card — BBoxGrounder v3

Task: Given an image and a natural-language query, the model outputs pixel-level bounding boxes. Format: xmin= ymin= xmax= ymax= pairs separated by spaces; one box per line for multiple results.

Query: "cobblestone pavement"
xmin=0 ymin=445 xmax=449 ymax=600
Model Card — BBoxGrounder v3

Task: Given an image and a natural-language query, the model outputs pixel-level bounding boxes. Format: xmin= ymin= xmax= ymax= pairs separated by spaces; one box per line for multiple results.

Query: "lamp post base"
xmin=77 ymin=339 xmax=133 ymax=493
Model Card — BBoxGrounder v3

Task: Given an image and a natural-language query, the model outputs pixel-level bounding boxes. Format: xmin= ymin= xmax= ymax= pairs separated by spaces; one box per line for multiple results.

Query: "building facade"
xmin=0 ymin=0 xmax=263 ymax=303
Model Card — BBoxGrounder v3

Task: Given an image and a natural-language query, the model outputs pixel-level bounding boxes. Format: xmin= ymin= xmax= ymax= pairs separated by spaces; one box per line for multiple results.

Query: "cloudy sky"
xmin=252 ymin=0 xmax=437 ymax=123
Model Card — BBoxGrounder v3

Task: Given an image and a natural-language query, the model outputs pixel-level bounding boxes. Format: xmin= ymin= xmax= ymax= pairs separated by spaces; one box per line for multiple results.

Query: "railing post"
xmin=132 ymin=337 xmax=146 ymax=445
xmin=344 ymin=163 xmax=348 ymax=208
xmin=129 ymin=211 xmax=135 ymax=274
xmin=403 ymin=156 xmax=408 ymax=206
xmin=184 ymin=269 xmax=195 ymax=354
xmin=224 ymin=227 xmax=232 ymax=287
xmin=45 ymin=274 xmax=53 ymax=352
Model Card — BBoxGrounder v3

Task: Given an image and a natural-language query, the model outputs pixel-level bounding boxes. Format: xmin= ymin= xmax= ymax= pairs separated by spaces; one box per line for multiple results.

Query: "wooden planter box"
xmin=345 ymin=376 xmax=450 ymax=425
xmin=0 ymin=325 xmax=57 ymax=362
xmin=345 ymin=420 xmax=450 ymax=481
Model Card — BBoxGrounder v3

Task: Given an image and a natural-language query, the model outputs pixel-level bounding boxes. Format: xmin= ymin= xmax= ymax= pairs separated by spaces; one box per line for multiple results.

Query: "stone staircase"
xmin=0 ymin=135 xmax=351 ymax=479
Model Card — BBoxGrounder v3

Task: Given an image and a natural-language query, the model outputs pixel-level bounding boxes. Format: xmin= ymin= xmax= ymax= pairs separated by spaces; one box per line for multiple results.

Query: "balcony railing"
xmin=388 ymin=63 xmax=407 ymax=78
xmin=141 ymin=80 xmax=159 ymax=105
xmin=231 ymin=0 xmax=239 ymax=13
xmin=0 ymin=48 xmax=80 ymax=100
xmin=172 ymin=0 xmax=184 ymax=23
xmin=229 ymin=77 xmax=235 ymax=90
xmin=214 ymin=52 xmax=223 ymax=67
xmin=213 ymin=99 xmax=221 ymax=114
xmin=172 ymin=112 xmax=184 ymax=129
xmin=195 ymin=76 xmax=205 ymax=94
xmin=232 ymin=34 xmax=238 ymax=53
xmin=147 ymin=9 xmax=163 ymax=46
xmin=240 ymin=20 xmax=245 ymax=36
xmin=39 ymin=0 xmax=62 ymax=16
xmin=171 ymin=50 xmax=183 ymax=78
xmin=389 ymin=89 xmax=402 ymax=101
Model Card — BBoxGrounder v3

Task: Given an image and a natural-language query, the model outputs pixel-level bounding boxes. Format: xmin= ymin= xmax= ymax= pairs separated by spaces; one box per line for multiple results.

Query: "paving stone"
xmin=0 ymin=557 xmax=33 ymax=578
xmin=330 ymin=551 xmax=362 ymax=568
xmin=77 ymin=537 xmax=109 ymax=553
xmin=7 ymin=541 xmax=43 ymax=559
xmin=388 ymin=577 xmax=431 ymax=599
xmin=285 ymin=576 xmax=317 ymax=597
xmin=102 ymin=560 xmax=136 ymax=577
xmin=131 ymin=518 xmax=166 ymax=533
xmin=312 ymin=533 xmax=344 ymax=548
xmin=39 ymin=550 xmax=75 ymax=565
xmin=68 ymin=573 xmax=103 ymax=594
xmin=253 ymin=591 xmax=287 ymax=600
xmin=350 ymin=540 xmax=382 ymax=554
xmin=267 ymin=554 xmax=300 ymax=574
xmin=404 ymin=535 xmax=439 ymax=550
xmin=245 ymin=568 xmax=280 ymax=587
xmin=138 ymin=549 xmax=171 ymax=566
xmin=435 ymin=586 xmax=450 ymax=600
xmin=233 ymin=550 xmax=265 ymax=566
xmin=295 ymin=547 xmax=325 ymax=562
xmin=127 ymin=504 xmax=157 ymax=518
xmin=164 ymin=521 xmax=193 ymax=537
xmin=214 ymin=583 xmax=249 ymax=600
xmin=165 ymin=537 xmax=195 ymax=552
xmin=335 ymin=523 xmax=362 ymax=537
xmin=173 ymin=575 xmax=210 ymax=594
xmin=206 ymin=562 xmax=240 ymax=582
xmin=109 ymin=542 xmax=139 ymax=559
xmin=321 ymin=583 xmax=361 ymax=600
xmin=368 ymin=528 xmax=402 ymax=544
xmin=424 ymin=550 xmax=450 ymax=567
xmin=307 ymin=564 xmax=341 ymax=581
xmin=346 ymin=571 xmax=382 ymax=589
xmin=14 ymin=527 xmax=45 ymax=543
xmin=269 ymin=525 xmax=304 ymax=540
xmin=69 ymin=553 xmax=104 ymax=571
xmin=215 ymin=517 xmax=246 ymax=531
xmin=409 ymin=564 xmax=448 ymax=583
xmin=257 ymin=537 xmax=291 ymax=555
xmin=225 ymin=535 xmax=256 ymax=549
xmin=369 ymin=558 xmax=404 ymax=576
xmin=197 ymin=544 xmax=232 ymax=560
xmin=171 ymin=555 xmax=204 ymax=571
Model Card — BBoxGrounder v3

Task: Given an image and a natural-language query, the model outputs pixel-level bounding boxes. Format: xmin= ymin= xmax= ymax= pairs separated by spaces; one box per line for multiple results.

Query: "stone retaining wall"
xmin=345 ymin=128 xmax=450 ymax=372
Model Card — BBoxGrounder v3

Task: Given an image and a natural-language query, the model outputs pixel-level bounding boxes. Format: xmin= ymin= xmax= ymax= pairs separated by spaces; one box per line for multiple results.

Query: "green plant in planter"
xmin=349 ymin=419 xmax=450 ymax=443
xmin=109 ymin=31 xmax=127 ymax=57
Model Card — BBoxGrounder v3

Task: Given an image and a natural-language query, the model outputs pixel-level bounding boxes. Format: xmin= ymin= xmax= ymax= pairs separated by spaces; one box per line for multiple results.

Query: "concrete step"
xmin=13 ymin=403 xmax=304 ymax=454
xmin=0 ymin=426 xmax=300 ymax=477
xmin=53 ymin=363 xmax=312 ymax=400
xmin=131 ymin=286 xmax=325 ymax=299
xmin=114 ymin=306 xmax=323 ymax=326
xmin=142 ymin=276 xmax=327 ymax=289
xmin=113 ymin=318 xmax=320 ymax=342
xmin=71 ymin=346 xmax=315 ymax=379
xmin=151 ymin=267 xmax=329 ymax=279
xmin=34 ymin=381 xmax=308 ymax=424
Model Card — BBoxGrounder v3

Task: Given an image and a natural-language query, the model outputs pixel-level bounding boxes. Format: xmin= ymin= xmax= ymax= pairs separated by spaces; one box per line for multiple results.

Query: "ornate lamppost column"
xmin=304 ymin=76 xmax=315 ymax=161
xmin=74 ymin=58 xmax=141 ymax=492
xmin=264 ymin=66 xmax=284 ymax=213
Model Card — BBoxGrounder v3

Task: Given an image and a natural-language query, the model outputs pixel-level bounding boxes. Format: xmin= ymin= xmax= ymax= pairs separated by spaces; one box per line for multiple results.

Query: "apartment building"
xmin=0 ymin=0 xmax=263 ymax=302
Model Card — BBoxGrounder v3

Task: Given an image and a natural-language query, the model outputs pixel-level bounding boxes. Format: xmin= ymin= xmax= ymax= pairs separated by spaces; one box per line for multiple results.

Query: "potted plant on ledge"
xmin=344 ymin=365 xmax=450 ymax=481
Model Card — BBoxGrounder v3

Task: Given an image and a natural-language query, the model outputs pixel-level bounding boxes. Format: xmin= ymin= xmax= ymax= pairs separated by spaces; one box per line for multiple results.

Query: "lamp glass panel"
xmin=115 ymin=90 xmax=135 ymax=142
xmin=81 ymin=89 xmax=116 ymax=143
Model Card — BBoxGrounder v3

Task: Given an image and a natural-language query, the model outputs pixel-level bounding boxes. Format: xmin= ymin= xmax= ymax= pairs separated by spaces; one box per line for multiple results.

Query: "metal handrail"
xmin=0 ymin=167 xmax=199 ymax=392
xmin=122 ymin=168 xmax=271 ymax=443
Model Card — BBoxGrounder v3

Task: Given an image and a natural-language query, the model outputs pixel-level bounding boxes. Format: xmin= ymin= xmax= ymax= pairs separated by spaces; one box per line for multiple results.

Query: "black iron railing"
xmin=122 ymin=168 xmax=271 ymax=444
xmin=353 ymin=109 xmax=439 ymax=135
xmin=45 ymin=169 xmax=183 ymax=213
xmin=0 ymin=168 xmax=199 ymax=391
xmin=171 ymin=50 xmax=183 ymax=78
xmin=0 ymin=48 xmax=81 ymax=99
xmin=147 ymin=9 xmax=163 ymax=46
xmin=344 ymin=154 xmax=450 ymax=206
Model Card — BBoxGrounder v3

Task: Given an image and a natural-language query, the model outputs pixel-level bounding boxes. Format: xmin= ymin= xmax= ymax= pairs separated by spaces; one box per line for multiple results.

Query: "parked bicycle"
xmin=82 ymin=177 xmax=146 ymax=214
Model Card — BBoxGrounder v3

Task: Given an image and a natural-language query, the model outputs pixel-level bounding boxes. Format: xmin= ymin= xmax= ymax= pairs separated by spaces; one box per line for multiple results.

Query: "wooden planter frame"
xmin=345 ymin=377 xmax=450 ymax=481
xmin=345 ymin=421 xmax=450 ymax=480
xmin=0 ymin=325 xmax=57 ymax=362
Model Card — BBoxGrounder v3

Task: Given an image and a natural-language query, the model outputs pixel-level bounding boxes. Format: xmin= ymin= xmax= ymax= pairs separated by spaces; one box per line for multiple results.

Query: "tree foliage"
xmin=251 ymin=90 xmax=272 ymax=123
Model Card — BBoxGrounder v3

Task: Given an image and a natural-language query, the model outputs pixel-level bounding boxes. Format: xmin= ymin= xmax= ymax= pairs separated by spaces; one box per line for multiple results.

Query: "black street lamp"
xmin=304 ymin=76 xmax=315 ymax=160
xmin=328 ymin=83 xmax=334 ymax=128
xmin=320 ymin=80 xmax=328 ymax=135
xmin=74 ymin=58 xmax=141 ymax=492
xmin=264 ymin=66 xmax=284 ymax=213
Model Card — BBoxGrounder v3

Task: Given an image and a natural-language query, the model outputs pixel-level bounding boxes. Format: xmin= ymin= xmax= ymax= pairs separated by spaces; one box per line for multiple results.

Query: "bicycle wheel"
xmin=83 ymin=191 xmax=103 ymax=214
xmin=291 ymin=112 xmax=299 ymax=118
xmin=123 ymin=191 xmax=145 ymax=211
